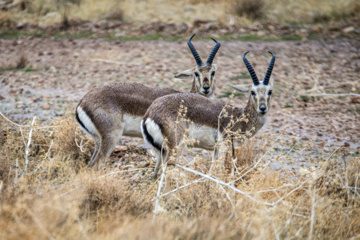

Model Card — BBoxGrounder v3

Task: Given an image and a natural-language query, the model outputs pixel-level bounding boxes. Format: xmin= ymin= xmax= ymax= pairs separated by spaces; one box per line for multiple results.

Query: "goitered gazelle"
xmin=142 ymin=51 xmax=276 ymax=178
xmin=76 ymin=35 xmax=221 ymax=167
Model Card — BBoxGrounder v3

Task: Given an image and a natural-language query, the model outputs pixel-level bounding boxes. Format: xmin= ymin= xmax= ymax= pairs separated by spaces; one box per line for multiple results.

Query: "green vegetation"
xmin=0 ymin=29 xmax=45 ymax=39
xmin=300 ymin=95 xmax=310 ymax=102
xmin=219 ymin=90 xmax=244 ymax=98
xmin=0 ymin=29 xmax=304 ymax=42
xmin=216 ymin=34 xmax=303 ymax=42
xmin=230 ymin=72 xmax=251 ymax=80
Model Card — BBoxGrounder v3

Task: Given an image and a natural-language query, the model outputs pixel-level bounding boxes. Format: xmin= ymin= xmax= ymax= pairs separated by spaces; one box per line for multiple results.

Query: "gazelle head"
xmin=175 ymin=34 xmax=221 ymax=97
xmin=232 ymin=51 xmax=276 ymax=115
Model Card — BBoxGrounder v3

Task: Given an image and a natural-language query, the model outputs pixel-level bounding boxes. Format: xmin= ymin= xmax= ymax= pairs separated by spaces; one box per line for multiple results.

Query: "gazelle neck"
xmin=226 ymin=95 xmax=268 ymax=136
xmin=244 ymin=95 xmax=268 ymax=134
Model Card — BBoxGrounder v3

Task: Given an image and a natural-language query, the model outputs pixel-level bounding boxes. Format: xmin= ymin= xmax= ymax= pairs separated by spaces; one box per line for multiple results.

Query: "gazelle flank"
xmin=75 ymin=35 xmax=221 ymax=168
xmin=142 ymin=51 xmax=276 ymax=178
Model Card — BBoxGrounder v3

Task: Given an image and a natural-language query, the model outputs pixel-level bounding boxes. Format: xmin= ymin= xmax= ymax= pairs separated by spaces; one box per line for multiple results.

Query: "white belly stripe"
xmin=189 ymin=124 xmax=217 ymax=150
xmin=123 ymin=114 xmax=143 ymax=138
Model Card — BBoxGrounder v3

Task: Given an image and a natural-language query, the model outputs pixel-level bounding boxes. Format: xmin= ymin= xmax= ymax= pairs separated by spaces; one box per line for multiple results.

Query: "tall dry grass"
xmin=1 ymin=0 xmax=359 ymax=26
xmin=0 ymin=112 xmax=359 ymax=239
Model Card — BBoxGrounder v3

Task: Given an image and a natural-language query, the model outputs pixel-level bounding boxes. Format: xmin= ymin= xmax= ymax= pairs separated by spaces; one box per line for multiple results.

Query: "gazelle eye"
xmin=268 ymin=90 xmax=272 ymax=96
xmin=251 ymin=91 xmax=256 ymax=96
xmin=194 ymin=72 xmax=199 ymax=78
xmin=211 ymin=71 xmax=215 ymax=77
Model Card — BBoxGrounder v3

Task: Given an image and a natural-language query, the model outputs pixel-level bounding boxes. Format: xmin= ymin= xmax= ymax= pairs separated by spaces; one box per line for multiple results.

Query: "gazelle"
xmin=76 ymin=35 xmax=221 ymax=167
xmin=142 ymin=51 xmax=276 ymax=178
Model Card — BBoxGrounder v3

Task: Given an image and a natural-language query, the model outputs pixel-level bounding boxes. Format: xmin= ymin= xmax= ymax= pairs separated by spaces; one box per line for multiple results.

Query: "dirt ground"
xmin=0 ymin=37 xmax=359 ymax=169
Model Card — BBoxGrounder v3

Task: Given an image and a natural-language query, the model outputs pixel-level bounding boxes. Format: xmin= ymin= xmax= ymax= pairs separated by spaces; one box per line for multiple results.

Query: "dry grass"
xmin=1 ymin=0 xmax=359 ymax=26
xmin=0 ymin=113 xmax=359 ymax=239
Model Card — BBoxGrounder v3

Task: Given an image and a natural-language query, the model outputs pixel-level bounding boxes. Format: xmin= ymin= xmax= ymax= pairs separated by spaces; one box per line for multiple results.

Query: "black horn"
xmin=243 ymin=51 xmax=259 ymax=86
xmin=263 ymin=51 xmax=275 ymax=85
xmin=188 ymin=34 xmax=203 ymax=67
xmin=206 ymin=38 xmax=221 ymax=65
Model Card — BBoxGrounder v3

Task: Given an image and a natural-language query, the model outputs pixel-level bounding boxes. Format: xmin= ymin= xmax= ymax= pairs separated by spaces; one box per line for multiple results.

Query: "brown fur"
xmin=144 ymin=92 xmax=267 ymax=149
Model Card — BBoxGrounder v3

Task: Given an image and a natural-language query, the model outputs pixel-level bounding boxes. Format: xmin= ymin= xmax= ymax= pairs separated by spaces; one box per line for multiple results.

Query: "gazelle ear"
xmin=212 ymin=64 xmax=217 ymax=71
xmin=230 ymin=84 xmax=251 ymax=93
xmin=269 ymin=76 xmax=274 ymax=86
xmin=174 ymin=68 xmax=194 ymax=79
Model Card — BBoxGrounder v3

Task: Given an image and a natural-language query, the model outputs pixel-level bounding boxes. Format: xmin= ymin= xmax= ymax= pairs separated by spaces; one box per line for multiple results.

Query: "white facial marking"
xmin=77 ymin=106 xmax=100 ymax=137
xmin=251 ymin=82 xmax=272 ymax=114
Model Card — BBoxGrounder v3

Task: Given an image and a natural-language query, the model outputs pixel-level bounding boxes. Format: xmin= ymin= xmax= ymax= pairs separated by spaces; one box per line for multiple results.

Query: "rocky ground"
xmin=0 ymin=37 xmax=359 ymax=172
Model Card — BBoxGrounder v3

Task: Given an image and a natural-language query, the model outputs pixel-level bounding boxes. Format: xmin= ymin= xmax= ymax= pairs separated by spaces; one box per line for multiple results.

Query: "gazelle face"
xmin=250 ymin=80 xmax=273 ymax=114
xmin=242 ymin=51 xmax=276 ymax=115
xmin=194 ymin=64 xmax=217 ymax=97
xmin=176 ymin=34 xmax=220 ymax=98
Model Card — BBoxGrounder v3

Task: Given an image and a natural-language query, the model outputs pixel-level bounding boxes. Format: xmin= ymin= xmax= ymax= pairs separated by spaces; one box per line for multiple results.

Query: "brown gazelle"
xmin=142 ymin=51 xmax=276 ymax=178
xmin=76 ymin=35 xmax=221 ymax=167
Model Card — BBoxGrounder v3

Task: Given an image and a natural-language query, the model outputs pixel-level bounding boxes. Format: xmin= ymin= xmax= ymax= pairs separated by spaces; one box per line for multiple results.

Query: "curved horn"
xmin=263 ymin=51 xmax=275 ymax=85
xmin=243 ymin=51 xmax=259 ymax=86
xmin=187 ymin=34 xmax=203 ymax=67
xmin=206 ymin=38 xmax=221 ymax=65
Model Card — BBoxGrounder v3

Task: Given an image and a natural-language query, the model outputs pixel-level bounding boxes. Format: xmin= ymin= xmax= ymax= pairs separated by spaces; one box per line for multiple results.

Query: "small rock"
xmin=319 ymin=141 xmax=326 ymax=147
xmin=343 ymin=26 xmax=355 ymax=33
xmin=301 ymin=136 xmax=309 ymax=141
xmin=114 ymin=145 xmax=128 ymax=152
xmin=350 ymin=96 xmax=360 ymax=104
xmin=49 ymin=66 xmax=57 ymax=73
xmin=42 ymin=103 xmax=50 ymax=110
xmin=344 ymin=142 xmax=350 ymax=147
xmin=268 ymin=25 xmax=275 ymax=31
xmin=183 ymin=6 xmax=195 ymax=13
xmin=317 ymin=132 xmax=323 ymax=137
xmin=0 ymin=95 xmax=4 ymax=100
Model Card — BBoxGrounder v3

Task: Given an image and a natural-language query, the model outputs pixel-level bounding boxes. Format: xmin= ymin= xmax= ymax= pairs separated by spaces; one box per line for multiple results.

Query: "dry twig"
xmin=21 ymin=116 xmax=36 ymax=177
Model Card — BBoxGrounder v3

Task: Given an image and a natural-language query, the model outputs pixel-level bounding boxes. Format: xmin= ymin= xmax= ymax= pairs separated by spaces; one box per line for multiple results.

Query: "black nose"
xmin=203 ymin=86 xmax=210 ymax=91
xmin=259 ymin=106 xmax=266 ymax=112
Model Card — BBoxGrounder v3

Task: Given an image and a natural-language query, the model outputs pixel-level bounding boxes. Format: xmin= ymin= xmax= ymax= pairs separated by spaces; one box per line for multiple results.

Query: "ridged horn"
xmin=263 ymin=51 xmax=275 ymax=85
xmin=243 ymin=51 xmax=259 ymax=86
xmin=206 ymin=38 xmax=221 ymax=65
xmin=187 ymin=34 xmax=203 ymax=67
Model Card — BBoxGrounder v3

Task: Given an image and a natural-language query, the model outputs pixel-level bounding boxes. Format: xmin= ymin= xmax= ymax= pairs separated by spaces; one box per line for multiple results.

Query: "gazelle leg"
xmin=89 ymin=138 xmax=101 ymax=167
xmin=153 ymin=149 xmax=169 ymax=179
xmin=90 ymin=125 xmax=124 ymax=170
xmin=212 ymin=145 xmax=219 ymax=162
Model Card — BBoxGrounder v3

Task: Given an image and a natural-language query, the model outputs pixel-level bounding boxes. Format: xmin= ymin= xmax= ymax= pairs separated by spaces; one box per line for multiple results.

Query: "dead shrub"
xmin=104 ymin=9 xmax=124 ymax=21
xmin=80 ymin=174 xmax=153 ymax=218
xmin=16 ymin=53 xmax=28 ymax=69
xmin=233 ymin=0 xmax=267 ymax=20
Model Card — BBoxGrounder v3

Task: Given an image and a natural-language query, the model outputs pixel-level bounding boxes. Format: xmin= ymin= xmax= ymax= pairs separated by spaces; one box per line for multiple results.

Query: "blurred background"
xmin=0 ymin=0 xmax=359 ymax=39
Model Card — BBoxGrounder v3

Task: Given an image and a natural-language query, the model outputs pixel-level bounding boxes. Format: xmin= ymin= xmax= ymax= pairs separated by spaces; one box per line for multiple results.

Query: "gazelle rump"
xmin=76 ymin=35 xmax=221 ymax=167
xmin=142 ymin=51 xmax=276 ymax=178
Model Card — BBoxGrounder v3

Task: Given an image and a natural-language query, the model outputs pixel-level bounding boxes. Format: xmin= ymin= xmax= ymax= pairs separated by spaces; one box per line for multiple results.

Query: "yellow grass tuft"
xmin=0 ymin=115 xmax=359 ymax=239
xmin=1 ymin=0 xmax=358 ymax=26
